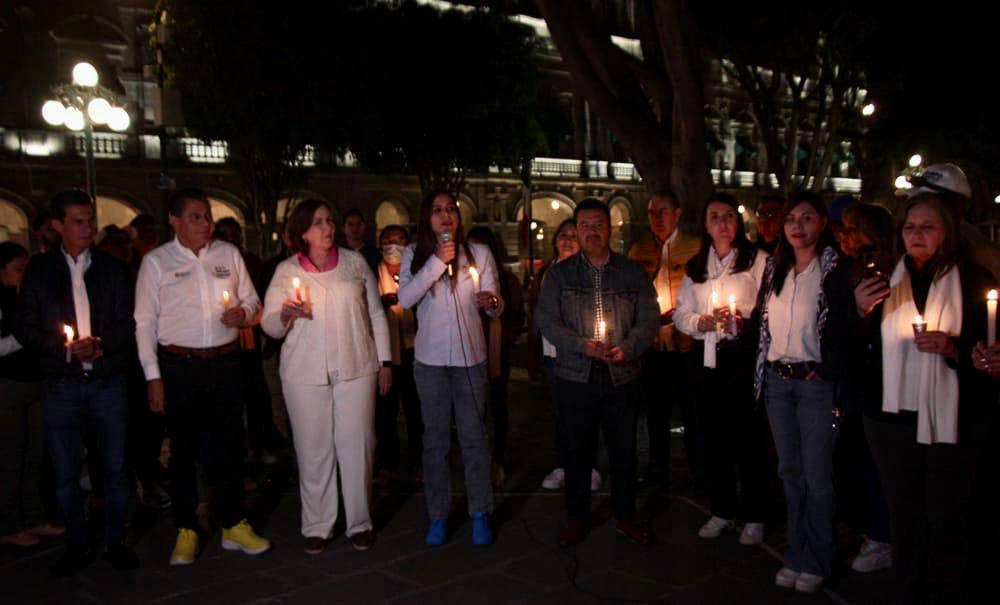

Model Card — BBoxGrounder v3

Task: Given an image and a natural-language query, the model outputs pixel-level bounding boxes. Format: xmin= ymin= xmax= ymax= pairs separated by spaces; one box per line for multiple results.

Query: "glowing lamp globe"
xmin=107 ymin=107 xmax=130 ymax=132
xmin=64 ymin=107 xmax=85 ymax=131
xmin=42 ymin=100 xmax=67 ymax=126
xmin=72 ymin=62 xmax=99 ymax=87
xmin=87 ymin=98 xmax=112 ymax=124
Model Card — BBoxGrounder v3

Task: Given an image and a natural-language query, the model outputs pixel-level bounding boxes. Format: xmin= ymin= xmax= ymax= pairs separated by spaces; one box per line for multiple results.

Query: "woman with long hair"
xmin=398 ymin=190 xmax=504 ymax=546
xmin=674 ymin=192 xmax=769 ymax=546
xmin=261 ymin=199 xmax=392 ymax=555
xmin=853 ymin=194 xmax=996 ymax=603
xmin=747 ymin=191 xmax=848 ymax=593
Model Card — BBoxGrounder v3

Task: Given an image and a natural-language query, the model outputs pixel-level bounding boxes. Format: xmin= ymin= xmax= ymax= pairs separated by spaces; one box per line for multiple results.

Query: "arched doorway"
xmin=515 ymin=193 xmax=575 ymax=262
xmin=0 ymin=199 xmax=29 ymax=247
xmin=95 ymin=196 xmax=139 ymax=230
xmin=375 ymin=200 xmax=411 ymax=237
xmin=609 ymin=198 xmax=633 ymax=254
xmin=207 ymin=197 xmax=245 ymax=228
xmin=456 ymin=194 xmax=476 ymax=231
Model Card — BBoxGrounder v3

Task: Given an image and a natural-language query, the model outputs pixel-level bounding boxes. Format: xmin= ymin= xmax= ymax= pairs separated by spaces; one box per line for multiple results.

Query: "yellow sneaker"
xmin=169 ymin=528 xmax=199 ymax=566
xmin=221 ymin=519 xmax=271 ymax=555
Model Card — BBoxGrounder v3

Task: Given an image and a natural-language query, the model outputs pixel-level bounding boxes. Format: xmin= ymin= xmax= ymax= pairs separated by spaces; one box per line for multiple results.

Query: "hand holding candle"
xmin=292 ymin=277 xmax=302 ymax=302
xmin=222 ymin=290 xmax=231 ymax=309
xmin=710 ymin=290 xmax=722 ymax=337
xmin=988 ymin=290 xmax=997 ymax=347
xmin=727 ymin=294 xmax=738 ymax=335
xmin=63 ymin=324 xmax=74 ymax=363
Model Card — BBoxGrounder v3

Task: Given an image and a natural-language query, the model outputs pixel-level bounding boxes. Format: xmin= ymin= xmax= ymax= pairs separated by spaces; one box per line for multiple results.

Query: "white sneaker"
xmin=697 ymin=516 xmax=735 ymax=539
xmin=739 ymin=522 xmax=765 ymax=545
xmin=775 ymin=567 xmax=799 ymax=588
xmin=590 ymin=469 xmax=601 ymax=492
xmin=795 ymin=573 xmax=823 ymax=593
xmin=851 ymin=538 xmax=892 ymax=573
xmin=541 ymin=468 xmax=564 ymax=490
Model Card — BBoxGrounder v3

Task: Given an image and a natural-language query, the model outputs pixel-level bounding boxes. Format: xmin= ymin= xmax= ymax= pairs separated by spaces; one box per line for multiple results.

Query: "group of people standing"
xmin=1 ymin=166 xmax=996 ymax=604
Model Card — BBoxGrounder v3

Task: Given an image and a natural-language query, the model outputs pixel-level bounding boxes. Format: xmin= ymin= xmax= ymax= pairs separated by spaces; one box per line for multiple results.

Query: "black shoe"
xmin=51 ymin=547 xmax=96 ymax=577
xmin=104 ymin=541 xmax=140 ymax=570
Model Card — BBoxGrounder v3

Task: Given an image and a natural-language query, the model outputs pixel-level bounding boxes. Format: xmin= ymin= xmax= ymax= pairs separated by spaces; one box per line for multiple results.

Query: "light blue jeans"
xmin=765 ymin=368 xmax=836 ymax=577
xmin=414 ymin=361 xmax=494 ymax=520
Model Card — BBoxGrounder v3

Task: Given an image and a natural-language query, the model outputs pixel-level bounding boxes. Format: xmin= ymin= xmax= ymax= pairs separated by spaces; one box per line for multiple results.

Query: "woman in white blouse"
xmin=674 ymin=192 xmax=769 ymax=546
xmin=261 ymin=199 xmax=392 ymax=556
xmin=398 ymin=190 xmax=504 ymax=547
xmin=747 ymin=191 xmax=847 ymax=594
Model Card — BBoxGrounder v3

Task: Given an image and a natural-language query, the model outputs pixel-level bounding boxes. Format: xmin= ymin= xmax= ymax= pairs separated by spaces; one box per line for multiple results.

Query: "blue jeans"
xmin=765 ymin=368 xmax=836 ymax=576
xmin=43 ymin=375 xmax=129 ymax=549
xmin=414 ymin=361 xmax=493 ymax=520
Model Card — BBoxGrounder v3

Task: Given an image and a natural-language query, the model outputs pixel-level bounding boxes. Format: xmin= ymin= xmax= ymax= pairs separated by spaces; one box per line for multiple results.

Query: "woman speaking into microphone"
xmin=398 ymin=190 xmax=504 ymax=546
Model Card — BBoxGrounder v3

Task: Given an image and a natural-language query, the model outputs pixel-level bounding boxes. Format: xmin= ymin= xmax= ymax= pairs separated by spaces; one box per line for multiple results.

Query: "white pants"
xmin=283 ymin=372 xmax=376 ymax=538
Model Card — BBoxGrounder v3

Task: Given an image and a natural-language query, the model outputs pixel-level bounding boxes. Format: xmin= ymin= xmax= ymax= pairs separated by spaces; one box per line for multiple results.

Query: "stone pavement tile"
xmin=283 ymin=570 xmax=421 ymax=603
xmin=389 ymin=571 xmax=542 ymax=605
xmin=500 ymin=549 xmax=575 ymax=589
xmin=153 ymin=572 xmax=294 ymax=604
xmin=669 ymin=575 xmax=821 ymax=605
xmin=384 ymin=534 xmax=544 ymax=589
xmin=517 ymin=587 xmax=603 ymax=605
xmin=261 ymin=562 xmax=340 ymax=588
xmin=571 ymin=569 xmax=672 ymax=603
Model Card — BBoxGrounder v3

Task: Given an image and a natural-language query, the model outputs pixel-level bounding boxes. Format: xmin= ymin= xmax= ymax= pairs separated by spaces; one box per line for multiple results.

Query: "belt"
xmin=767 ymin=360 xmax=817 ymax=381
xmin=161 ymin=340 xmax=239 ymax=360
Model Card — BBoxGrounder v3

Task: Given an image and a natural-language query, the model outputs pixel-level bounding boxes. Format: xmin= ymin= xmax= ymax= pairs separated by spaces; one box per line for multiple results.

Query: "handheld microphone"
xmin=439 ymin=231 xmax=453 ymax=277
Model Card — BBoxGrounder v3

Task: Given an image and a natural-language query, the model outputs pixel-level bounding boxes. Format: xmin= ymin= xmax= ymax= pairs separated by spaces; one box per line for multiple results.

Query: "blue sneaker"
xmin=425 ymin=519 xmax=447 ymax=546
xmin=471 ymin=512 xmax=493 ymax=546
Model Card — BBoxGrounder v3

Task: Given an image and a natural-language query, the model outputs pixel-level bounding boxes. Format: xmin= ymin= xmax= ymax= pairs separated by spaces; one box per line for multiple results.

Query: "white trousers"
xmin=283 ymin=372 xmax=376 ymax=538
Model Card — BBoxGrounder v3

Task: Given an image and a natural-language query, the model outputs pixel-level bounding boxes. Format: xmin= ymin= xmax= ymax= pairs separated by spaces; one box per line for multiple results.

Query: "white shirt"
xmin=766 ymin=257 xmax=823 ymax=363
xmin=675 ymin=246 xmax=767 ymax=367
xmin=398 ymin=242 xmax=503 ymax=367
xmin=261 ymin=251 xmax=391 ymax=385
xmin=135 ymin=238 xmax=260 ymax=381
xmin=64 ymin=248 xmax=94 ymax=370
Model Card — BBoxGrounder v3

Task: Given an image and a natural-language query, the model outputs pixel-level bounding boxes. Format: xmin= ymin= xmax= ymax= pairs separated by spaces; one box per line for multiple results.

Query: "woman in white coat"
xmin=262 ymin=199 xmax=392 ymax=555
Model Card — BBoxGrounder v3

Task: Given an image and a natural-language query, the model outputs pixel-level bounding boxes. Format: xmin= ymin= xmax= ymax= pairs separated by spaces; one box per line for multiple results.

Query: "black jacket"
xmin=15 ymin=248 xmax=135 ymax=381
xmin=0 ymin=286 xmax=40 ymax=382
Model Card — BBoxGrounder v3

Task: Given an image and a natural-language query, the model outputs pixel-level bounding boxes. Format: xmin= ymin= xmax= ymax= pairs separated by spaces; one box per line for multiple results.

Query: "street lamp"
xmin=908 ymin=154 xmax=922 ymax=168
xmin=41 ymin=62 xmax=130 ymax=200
xmin=862 ymin=103 xmax=876 ymax=117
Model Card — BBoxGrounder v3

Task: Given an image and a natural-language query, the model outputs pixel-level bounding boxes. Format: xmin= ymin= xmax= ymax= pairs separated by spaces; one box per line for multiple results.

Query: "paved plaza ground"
xmin=0 ymin=356 xmax=897 ymax=604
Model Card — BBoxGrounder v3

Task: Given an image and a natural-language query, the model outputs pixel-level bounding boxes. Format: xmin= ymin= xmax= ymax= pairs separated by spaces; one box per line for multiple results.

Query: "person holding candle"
xmin=829 ymin=202 xmax=896 ymax=574
xmin=135 ymin=188 xmax=270 ymax=566
xmin=744 ymin=191 xmax=849 ymax=593
xmin=628 ymin=191 xmax=704 ymax=488
xmin=261 ymin=199 xmax=391 ymax=555
xmin=467 ymin=226 xmax=525 ymax=489
xmin=398 ymin=190 xmax=503 ymax=546
xmin=851 ymin=193 xmax=996 ymax=603
xmin=673 ymin=192 xmax=769 ymax=546
xmin=14 ymin=189 xmax=138 ymax=574
xmin=536 ymin=198 xmax=659 ymax=547
xmin=372 ymin=225 xmax=423 ymax=487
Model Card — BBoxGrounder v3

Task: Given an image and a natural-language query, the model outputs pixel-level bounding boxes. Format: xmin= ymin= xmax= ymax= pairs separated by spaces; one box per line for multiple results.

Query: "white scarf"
xmin=880 ymin=258 xmax=962 ymax=444
xmin=702 ymin=248 xmax=736 ymax=369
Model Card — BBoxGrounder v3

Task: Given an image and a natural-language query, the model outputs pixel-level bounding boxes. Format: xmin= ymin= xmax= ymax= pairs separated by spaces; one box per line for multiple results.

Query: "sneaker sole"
xmin=221 ymin=539 xmax=271 ymax=555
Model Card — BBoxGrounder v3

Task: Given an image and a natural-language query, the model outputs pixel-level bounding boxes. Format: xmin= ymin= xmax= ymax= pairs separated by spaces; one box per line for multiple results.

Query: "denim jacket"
xmin=535 ymin=251 xmax=658 ymax=386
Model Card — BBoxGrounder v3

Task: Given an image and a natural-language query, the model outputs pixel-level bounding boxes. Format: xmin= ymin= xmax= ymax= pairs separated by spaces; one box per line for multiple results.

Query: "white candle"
xmin=710 ymin=290 xmax=721 ymax=337
xmin=913 ymin=314 xmax=926 ymax=335
xmin=222 ymin=290 xmax=231 ymax=309
xmin=728 ymin=294 xmax=737 ymax=335
xmin=597 ymin=320 xmax=607 ymax=344
xmin=468 ymin=266 xmax=480 ymax=292
xmin=988 ymin=290 xmax=997 ymax=347
xmin=292 ymin=277 xmax=301 ymax=302
xmin=63 ymin=324 xmax=74 ymax=363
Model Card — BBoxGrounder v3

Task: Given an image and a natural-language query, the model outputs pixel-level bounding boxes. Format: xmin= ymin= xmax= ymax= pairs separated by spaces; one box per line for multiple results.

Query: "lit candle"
xmin=988 ymin=290 xmax=997 ymax=347
xmin=710 ymin=290 xmax=721 ymax=337
xmin=913 ymin=314 xmax=927 ymax=336
xmin=222 ymin=290 xmax=231 ymax=309
xmin=468 ymin=266 xmax=480 ymax=292
xmin=597 ymin=320 xmax=607 ymax=344
xmin=292 ymin=277 xmax=302 ymax=302
xmin=728 ymin=294 xmax=737 ymax=336
xmin=63 ymin=324 xmax=74 ymax=363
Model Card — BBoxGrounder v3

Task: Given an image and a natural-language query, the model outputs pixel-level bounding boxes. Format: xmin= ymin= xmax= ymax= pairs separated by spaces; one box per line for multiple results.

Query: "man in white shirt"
xmin=135 ymin=188 xmax=271 ymax=566
xmin=15 ymin=190 xmax=137 ymax=575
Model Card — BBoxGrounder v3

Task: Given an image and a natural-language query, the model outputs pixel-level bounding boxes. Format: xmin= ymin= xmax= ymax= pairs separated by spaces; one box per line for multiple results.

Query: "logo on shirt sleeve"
xmin=214 ymin=266 xmax=232 ymax=278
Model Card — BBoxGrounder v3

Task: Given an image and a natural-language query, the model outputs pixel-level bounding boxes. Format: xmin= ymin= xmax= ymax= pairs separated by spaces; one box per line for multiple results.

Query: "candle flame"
xmin=599 ymin=320 xmax=606 ymax=330
xmin=914 ymin=314 xmax=924 ymax=324
xmin=988 ymin=289 xmax=998 ymax=302
xmin=222 ymin=290 xmax=231 ymax=302
xmin=292 ymin=277 xmax=301 ymax=289
xmin=63 ymin=324 xmax=74 ymax=341
xmin=728 ymin=294 xmax=736 ymax=305
xmin=468 ymin=267 xmax=479 ymax=279
xmin=710 ymin=291 xmax=720 ymax=305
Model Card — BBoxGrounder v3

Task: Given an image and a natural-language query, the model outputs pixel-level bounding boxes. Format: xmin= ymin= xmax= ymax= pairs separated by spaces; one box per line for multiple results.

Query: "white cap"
xmin=897 ymin=163 xmax=971 ymax=199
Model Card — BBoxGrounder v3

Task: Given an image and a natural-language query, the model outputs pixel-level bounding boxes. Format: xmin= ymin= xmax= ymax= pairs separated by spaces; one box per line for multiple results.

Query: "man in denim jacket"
xmin=536 ymin=198 xmax=658 ymax=547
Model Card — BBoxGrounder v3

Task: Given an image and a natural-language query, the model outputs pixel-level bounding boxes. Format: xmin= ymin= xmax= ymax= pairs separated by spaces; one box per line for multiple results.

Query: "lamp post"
xmin=41 ymin=62 xmax=130 ymax=201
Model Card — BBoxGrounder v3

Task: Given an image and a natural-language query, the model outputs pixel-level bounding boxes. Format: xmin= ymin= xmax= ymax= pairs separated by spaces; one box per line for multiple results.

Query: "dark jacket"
xmin=15 ymin=248 xmax=135 ymax=381
xmin=0 ymin=286 xmax=40 ymax=382
xmin=853 ymin=258 xmax=998 ymax=432
xmin=535 ymin=250 xmax=658 ymax=386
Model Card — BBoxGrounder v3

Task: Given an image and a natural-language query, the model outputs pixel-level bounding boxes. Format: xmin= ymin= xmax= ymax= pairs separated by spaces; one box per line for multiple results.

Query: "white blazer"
xmin=262 ymin=249 xmax=391 ymax=385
